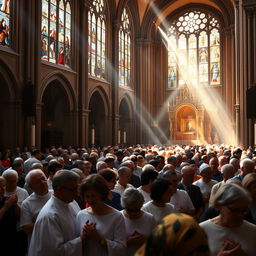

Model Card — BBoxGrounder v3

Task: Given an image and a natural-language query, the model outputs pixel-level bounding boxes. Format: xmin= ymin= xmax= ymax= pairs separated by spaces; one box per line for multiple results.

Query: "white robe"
xmin=76 ymin=208 xmax=126 ymax=256
xmin=28 ymin=196 xmax=82 ymax=256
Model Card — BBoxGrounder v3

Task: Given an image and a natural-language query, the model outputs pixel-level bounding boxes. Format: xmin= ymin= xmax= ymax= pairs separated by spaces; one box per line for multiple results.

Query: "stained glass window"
xmin=167 ymin=11 xmax=221 ymax=88
xmin=88 ymin=0 xmax=106 ymax=79
xmin=118 ymin=8 xmax=131 ymax=87
xmin=0 ymin=0 xmax=11 ymax=46
xmin=41 ymin=0 xmax=71 ymax=67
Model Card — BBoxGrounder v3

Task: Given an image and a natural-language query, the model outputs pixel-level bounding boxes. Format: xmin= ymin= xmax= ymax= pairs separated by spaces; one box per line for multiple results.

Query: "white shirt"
xmin=200 ymin=220 xmax=256 ymax=256
xmin=170 ymin=189 xmax=195 ymax=211
xmin=76 ymin=208 xmax=126 ymax=256
xmin=137 ymin=187 xmax=151 ymax=203
xmin=113 ymin=182 xmax=134 ymax=197
xmin=142 ymin=201 xmax=175 ymax=224
xmin=193 ymin=179 xmax=218 ymax=197
xmin=28 ymin=196 xmax=82 ymax=256
xmin=20 ymin=191 xmax=52 ymax=242
xmin=5 ymin=186 xmax=29 ymax=207
xmin=122 ymin=210 xmax=156 ymax=256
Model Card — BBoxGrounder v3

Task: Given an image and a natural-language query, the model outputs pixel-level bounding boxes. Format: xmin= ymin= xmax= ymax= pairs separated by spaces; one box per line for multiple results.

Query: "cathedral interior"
xmin=0 ymin=0 xmax=255 ymax=149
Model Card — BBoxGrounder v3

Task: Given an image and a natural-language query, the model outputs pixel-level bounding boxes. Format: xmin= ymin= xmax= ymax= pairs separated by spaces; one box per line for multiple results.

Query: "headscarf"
xmin=135 ymin=213 xmax=209 ymax=256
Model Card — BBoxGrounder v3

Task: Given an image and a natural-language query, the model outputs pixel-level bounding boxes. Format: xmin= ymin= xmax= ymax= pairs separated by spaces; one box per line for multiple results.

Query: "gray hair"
xmin=30 ymin=162 xmax=43 ymax=170
xmin=52 ymin=170 xmax=79 ymax=191
xmin=25 ymin=169 xmax=46 ymax=186
xmin=2 ymin=169 xmax=18 ymax=179
xmin=142 ymin=164 xmax=156 ymax=172
xmin=220 ymin=164 xmax=234 ymax=174
xmin=96 ymin=161 xmax=107 ymax=171
xmin=121 ymin=188 xmax=144 ymax=209
xmin=213 ymin=183 xmax=251 ymax=208
xmin=71 ymin=168 xmax=83 ymax=176
xmin=241 ymin=159 xmax=255 ymax=170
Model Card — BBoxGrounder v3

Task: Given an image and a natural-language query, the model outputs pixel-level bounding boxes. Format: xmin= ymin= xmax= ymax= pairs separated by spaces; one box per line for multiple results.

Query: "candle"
xmin=118 ymin=130 xmax=120 ymax=144
xmin=123 ymin=131 xmax=126 ymax=144
xmin=31 ymin=124 xmax=35 ymax=147
xmin=92 ymin=128 xmax=95 ymax=145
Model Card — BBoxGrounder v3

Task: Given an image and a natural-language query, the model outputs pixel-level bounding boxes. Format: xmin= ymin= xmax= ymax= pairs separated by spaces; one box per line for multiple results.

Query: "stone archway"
xmin=41 ymin=80 xmax=74 ymax=148
xmin=88 ymin=91 xmax=108 ymax=146
xmin=0 ymin=75 xmax=15 ymax=149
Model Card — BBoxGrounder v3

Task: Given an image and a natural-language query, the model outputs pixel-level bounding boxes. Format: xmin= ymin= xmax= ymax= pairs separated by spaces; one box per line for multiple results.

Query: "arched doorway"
xmin=0 ymin=75 xmax=15 ymax=149
xmin=119 ymin=98 xmax=132 ymax=144
xmin=176 ymin=105 xmax=197 ymax=142
xmin=41 ymin=80 xmax=74 ymax=148
xmin=88 ymin=91 xmax=107 ymax=146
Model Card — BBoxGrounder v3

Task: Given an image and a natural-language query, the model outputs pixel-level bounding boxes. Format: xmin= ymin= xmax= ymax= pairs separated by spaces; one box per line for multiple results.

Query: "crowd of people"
xmin=0 ymin=144 xmax=256 ymax=256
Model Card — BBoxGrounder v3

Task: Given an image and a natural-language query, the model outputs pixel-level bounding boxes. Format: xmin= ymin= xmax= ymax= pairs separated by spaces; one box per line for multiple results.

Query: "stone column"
xmin=78 ymin=0 xmax=89 ymax=146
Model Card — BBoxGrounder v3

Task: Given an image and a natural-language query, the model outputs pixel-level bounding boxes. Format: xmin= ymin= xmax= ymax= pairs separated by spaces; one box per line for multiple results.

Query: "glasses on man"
xmin=62 ymin=186 xmax=78 ymax=193
xmin=226 ymin=205 xmax=248 ymax=214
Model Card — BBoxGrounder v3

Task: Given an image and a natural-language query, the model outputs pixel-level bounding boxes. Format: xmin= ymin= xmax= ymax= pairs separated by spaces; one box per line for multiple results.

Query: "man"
xmin=120 ymin=160 xmax=141 ymax=188
xmin=163 ymin=170 xmax=195 ymax=216
xmin=3 ymin=169 xmax=29 ymax=207
xmin=209 ymin=157 xmax=223 ymax=182
xmin=113 ymin=166 xmax=134 ymax=197
xmin=24 ymin=149 xmax=42 ymax=173
xmin=230 ymin=157 xmax=241 ymax=175
xmin=193 ymin=163 xmax=218 ymax=207
xmin=233 ymin=158 xmax=255 ymax=181
xmin=28 ymin=170 xmax=86 ymax=256
xmin=20 ymin=169 xmax=52 ymax=243
xmin=209 ymin=164 xmax=235 ymax=207
xmin=178 ymin=165 xmax=205 ymax=221
xmin=137 ymin=167 xmax=158 ymax=203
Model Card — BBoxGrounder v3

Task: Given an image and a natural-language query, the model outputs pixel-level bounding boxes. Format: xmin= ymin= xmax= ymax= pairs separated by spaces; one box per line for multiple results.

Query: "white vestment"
xmin=28 ymin=196 xmax=82 ymax=256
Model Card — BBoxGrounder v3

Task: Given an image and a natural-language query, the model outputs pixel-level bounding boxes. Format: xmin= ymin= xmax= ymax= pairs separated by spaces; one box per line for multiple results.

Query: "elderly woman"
xmin=75 ymin=174 xmax=126 ymax=256
xmin=242 ymin=173 xmax=256 ymax=224
xmin=121 ymin=188 xmax=156 ymax=256
xmin=141 ymin=178 xmax=175 ymax=224
xmin=135 ymin=213 xmax=210 ymax=256
xmin=200 ymin=183 xmax=256 ymax=256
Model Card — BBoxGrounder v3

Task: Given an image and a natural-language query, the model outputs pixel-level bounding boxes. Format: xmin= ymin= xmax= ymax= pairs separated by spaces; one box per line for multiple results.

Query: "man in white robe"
xmin=28 ymin=170 xmax=86 ymax=256
xmin=20 ymin=169 xmax=52 ymax=244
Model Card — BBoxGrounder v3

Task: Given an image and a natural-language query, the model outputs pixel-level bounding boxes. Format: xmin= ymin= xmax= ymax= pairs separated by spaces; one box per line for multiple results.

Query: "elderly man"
xmin=28 ymin=170 xmax=86 ymax=256
xmin=120 ymin=160 xmax=141 ymax=188
xmin=3 ymin=169 xmax=29 ymax=207
xmin=178 ymin=165 xmax=205 ymax=220
xmin=114 ymin=166 xmax=134 ymax=197
xmin=209 ymin=164 xmax=235 ymax=207
xmin=20 ymin=169 xmax=52 ymax=243
xmin=193 ymin=163 xmax=218 ymax=207
xmin=233 ymin=158 xmax=255 ymax=182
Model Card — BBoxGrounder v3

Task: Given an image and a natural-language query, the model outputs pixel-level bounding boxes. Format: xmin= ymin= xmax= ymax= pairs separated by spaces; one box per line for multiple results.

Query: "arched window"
xmin=41 ymin=0 xmax=71 ymax=67
xmin=167 ymin=11 xmax=220 ymax=88
xmin=0 ymin=0 xmax=11 ymax=46
xmin=118 ymin=8 xmax=131 ymax=87
xmin=88 ymin=0 xmax=106 ymax=79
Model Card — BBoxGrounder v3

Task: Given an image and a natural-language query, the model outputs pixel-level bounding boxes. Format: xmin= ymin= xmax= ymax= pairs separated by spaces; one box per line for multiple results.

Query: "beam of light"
xmin=157 ymin=25 xmax=237 ymax=146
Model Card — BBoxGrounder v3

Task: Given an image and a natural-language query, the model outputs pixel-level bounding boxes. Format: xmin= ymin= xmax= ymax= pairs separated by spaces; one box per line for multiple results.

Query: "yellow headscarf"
xmin=135 ymin=213 xmax=209 ymax=256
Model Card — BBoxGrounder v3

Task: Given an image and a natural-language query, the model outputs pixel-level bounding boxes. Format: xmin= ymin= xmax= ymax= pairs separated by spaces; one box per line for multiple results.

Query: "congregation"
xmin=0 ymin=144 xmax=256 ymax=256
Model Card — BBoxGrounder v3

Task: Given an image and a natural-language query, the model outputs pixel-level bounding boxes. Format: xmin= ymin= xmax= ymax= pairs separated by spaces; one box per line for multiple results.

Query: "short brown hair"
xmin=79 ymin=174 xmax=109 ymax=200
xmin=99 ymin=168 xmax=116 ymax=182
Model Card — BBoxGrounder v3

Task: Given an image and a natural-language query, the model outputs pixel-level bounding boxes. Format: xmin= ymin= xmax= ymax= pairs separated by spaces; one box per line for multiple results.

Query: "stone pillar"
xmin=35 ymin=104 xmax=43 ymax=148
xmin=235 ymin=104 xmax=240 ymax=145
xmin=78 ymin=0 xmax=89 ymax=146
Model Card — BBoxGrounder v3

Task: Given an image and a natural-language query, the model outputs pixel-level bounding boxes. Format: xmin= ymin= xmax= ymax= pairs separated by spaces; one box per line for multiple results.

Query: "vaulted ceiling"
xmin=115 ymin=0 xmax=235 ymax=25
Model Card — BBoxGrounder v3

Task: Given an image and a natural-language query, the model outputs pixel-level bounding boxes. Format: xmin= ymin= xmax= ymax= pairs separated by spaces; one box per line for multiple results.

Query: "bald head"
xmin=181 ymin=165 xmax=195 ymax=185
xmin=241 ymin=159 xmax=255 ymax=176
xmin=221 ymin=164 xmax=235 ymax=181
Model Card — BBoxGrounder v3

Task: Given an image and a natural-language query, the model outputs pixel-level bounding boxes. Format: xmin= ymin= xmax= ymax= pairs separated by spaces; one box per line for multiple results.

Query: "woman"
xmin=242 ymin=173 xmax=256 ymax=224
xmin=135 ymin=213 xmax=210 ymax=256
xmin=121 ymin=188 xmax=156 ymax=256
xmin=200 ymin=183 xmax=256 ymax=256
xmin=141 ymin=178 xmax=175 ymax=223
xmin=99 ymin=168 xmax=123 ymax=210
xmin=76 ymin=174 xmax=126 ymax=256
